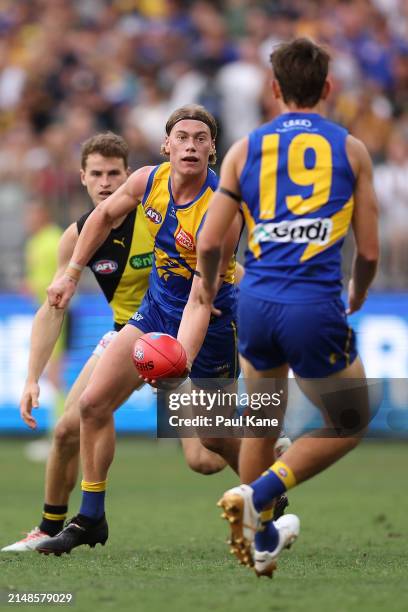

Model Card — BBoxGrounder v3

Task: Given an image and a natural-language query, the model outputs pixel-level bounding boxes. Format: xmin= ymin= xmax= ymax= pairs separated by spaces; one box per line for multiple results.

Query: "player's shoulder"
xmin=345 ymin=134 xmax=373 ymax=177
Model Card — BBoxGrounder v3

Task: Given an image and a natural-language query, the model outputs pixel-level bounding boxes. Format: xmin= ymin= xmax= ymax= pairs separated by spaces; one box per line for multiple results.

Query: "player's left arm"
xmin=197 ymin=137 xmax=247 ymax=292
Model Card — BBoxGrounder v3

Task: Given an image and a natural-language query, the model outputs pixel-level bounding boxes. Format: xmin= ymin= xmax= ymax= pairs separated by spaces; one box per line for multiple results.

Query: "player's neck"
xmin=279 ymin=101 xmax=325 ymax=115
xmin=169 ymin=168 xmax=208 ymax=206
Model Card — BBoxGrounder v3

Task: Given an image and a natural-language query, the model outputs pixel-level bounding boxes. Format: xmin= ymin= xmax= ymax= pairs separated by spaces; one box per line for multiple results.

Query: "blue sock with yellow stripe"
xmin=79 ymin=480 xmax=106 ymax=520
xmin=254 ymin=508 xmax=279 ymax=551
xmin=39 ymin=504 xmax=68 ymax=536
xmin=251 ymin=460 xmax=296 ymax=513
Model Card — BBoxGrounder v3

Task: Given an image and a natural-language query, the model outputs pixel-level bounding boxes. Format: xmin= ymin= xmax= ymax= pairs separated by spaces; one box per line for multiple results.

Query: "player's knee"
xmin=53 ymin=417 xmax=79 ymax=450
xmin=79 ymin=390 xmax=108 ymax=426
xmin=186 ymin=449 xmax=226 ymax=475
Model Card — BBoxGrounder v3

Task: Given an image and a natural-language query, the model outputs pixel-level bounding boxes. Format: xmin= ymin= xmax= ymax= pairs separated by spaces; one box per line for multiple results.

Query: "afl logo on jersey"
xmin=145 ymin=207 xmax=162 ymax=224
xmin=92 ymin=259 xmax=118 ymax=274
xmin=175 ymin=227 xmax=195 ymax=251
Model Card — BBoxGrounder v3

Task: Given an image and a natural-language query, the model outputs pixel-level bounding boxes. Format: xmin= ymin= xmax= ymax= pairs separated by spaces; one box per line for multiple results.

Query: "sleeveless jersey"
xmin=141 ymin=162 xmax=236 ymax=319
xmin=77 ymin=205 xmax=154 ymax=325
xmin=239 ymin=112 xmax=356 ymax=303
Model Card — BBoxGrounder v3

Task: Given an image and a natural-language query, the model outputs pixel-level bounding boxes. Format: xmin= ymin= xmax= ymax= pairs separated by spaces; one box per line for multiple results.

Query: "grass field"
xmin=0 ymin=439 xmax=407 ymax=612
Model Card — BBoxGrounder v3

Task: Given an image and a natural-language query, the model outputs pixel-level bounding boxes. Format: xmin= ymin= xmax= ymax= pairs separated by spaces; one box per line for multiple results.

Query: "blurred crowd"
xmin=0 ymin=0 xmax=407 ymax=290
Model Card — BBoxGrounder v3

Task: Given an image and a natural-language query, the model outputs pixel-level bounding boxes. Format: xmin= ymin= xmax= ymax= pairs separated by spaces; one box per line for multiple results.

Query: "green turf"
xmin=0 ymin=439 xmax=407 ymax=612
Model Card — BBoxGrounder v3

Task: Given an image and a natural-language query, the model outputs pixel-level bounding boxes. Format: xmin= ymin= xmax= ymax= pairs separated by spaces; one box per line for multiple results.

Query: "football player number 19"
xmin=259 ymin=133 xmax=333 ymax=219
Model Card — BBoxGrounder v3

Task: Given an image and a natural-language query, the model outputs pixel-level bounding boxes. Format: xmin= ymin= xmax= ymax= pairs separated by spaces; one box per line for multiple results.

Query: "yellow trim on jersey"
xmin=300 ymin=195 xmax=354 ymax=262
xmin=142 ymin=162 xmax=172 ymax=240
xmin=81 ymin=480 xmax=107 ymax=493
xmin=231 ymin=320 xmax=238 ymax=378
xmin=110 ymin=205 xmax=153 ymax=325
xmin=344 ymin=326 xmax=353 ymax=367
xmin=241 ymin=201 xmax=261 ymax=259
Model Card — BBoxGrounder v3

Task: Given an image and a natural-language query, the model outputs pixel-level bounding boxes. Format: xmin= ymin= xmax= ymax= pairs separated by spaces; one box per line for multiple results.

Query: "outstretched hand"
xmin=20 ymin=381 xmax=40 ymax=429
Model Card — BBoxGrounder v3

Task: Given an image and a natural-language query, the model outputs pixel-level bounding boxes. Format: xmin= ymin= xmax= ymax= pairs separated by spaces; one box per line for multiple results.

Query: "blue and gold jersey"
xmin=142 ymin=162 xmax=236 ymax=318
xmin=239 ymin=113 xmax=356 ymax=302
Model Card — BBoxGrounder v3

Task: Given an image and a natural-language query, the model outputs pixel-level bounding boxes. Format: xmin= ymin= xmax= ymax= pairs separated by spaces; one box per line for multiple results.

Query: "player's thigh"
xmin=295 ymin=356 xmax=369 ymax=432
xmin=240 ymin=355 xmax=289 ymax=414
xmin=82 ymin=323 xmax=145 ymax=411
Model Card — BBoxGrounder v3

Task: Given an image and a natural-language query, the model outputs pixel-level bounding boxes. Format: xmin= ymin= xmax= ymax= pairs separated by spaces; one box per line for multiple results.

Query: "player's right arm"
xmin=47 ymin=166 xmax=154 ymax=310
xmin=20 ymin=224 xmax=78 ymax=428
xmin=346 ymin=136 xmax=380 ymax=314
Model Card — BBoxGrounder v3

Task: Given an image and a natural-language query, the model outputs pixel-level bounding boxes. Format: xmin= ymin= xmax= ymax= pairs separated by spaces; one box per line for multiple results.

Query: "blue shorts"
xmin=238 ymin=291 xmax=357 ymax=377
xmin=128 ymin=290 xmax=239 ymax=380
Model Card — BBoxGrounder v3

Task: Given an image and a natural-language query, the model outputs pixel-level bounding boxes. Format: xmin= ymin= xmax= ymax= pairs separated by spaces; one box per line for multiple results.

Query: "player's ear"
xmin=272 ymin=79 xmax=281 ymax=100
xmin=210 ymin=140 xmax=216 ymax=155
xmin=163 ymin=136 xmax=170 ymax=156
xmin=80 ymin=168 xmax=86 ymax=186
xmin=126 ymin=166 xmax=131 ymax=177
xmin=321 ymin=79 xmax=332 ymax=100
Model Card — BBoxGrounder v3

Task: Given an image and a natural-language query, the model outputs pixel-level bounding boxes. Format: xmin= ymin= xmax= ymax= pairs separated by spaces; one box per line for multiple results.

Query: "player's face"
xmin=165 ymin=120 xmax=215 ymax=176
xmin=80 ymin=154 xmax=129 ymax=206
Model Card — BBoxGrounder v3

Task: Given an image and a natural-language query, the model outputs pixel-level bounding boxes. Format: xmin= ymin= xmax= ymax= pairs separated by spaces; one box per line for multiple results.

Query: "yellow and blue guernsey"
xmin=141 ymin=161 xmax=236 ymax=318
xmin=129 ymin=162 xmax=239 ymax=380
xmin=239 ymin=112 xmax=356 ymax=302
xmin=237 ymin=113 xmax=358 ymax=377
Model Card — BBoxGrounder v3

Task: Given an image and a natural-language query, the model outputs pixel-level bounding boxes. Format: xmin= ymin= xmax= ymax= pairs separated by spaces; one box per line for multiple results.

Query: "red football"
xmin=132 ymin=333 xmax=187 ymax=379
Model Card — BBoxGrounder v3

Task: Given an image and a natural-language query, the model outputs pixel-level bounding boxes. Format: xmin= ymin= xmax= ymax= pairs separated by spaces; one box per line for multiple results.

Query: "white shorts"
xmin=92 ymin=330 xmax=118 ymax=358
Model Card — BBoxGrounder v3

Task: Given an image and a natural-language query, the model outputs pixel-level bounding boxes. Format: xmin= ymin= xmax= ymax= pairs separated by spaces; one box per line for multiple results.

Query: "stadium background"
xmin=0 ymin=0 xmax=407 ymax=435
xmin=0 ymin=0 xmax=408 ymax=610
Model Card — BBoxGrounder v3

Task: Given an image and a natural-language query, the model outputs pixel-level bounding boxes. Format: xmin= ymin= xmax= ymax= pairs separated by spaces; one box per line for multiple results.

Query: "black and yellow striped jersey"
xmin=77 ymin=205 xmax=154 ymax=327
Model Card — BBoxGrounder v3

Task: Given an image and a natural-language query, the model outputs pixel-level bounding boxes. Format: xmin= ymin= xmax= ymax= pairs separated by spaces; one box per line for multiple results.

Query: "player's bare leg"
xmin=187 ymin=380 xmax=241 ymax=473
xmin=221 ymin=356 xmax=368 ymax=575
xmin=78 ymin=324 xmax=144 ymax=483
xmin=44 ymin=355 xmax=99 ymax=506
xmin=238 ymin=358 xmax=289 ymax=484
xmin=181 ymin=438 xmax=228 ymax=474
xmin=277 ymin=356 xmax=368 ymax=481
xmin=37 ymin=325 xmax=144 ymax=555
xmin=198 ymin=436 xmax=241 ymax=473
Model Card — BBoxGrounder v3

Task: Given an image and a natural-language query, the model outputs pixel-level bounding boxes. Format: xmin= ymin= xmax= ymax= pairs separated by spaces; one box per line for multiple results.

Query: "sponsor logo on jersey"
xmin=113 ymin=237 xmax=126 ymax=248
xmin=253 ymin=218 xmax=332 ymax=246
xmin=92 ymin=259 xmax=118 ymax=274
xmin=131 ymin=312 xmax=144 ymax=322
xmin=175 ymin=227 xmax=195 ymax=251
xmin=282 ymin=118 xmax=312 ymax=129
xmin=145 ymin=207 xmax=162 ymax=224
xmin=134 ymin=348 xmax=144 ymax=360
xmin=129 ymin=252 xmax=154 ymax=270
